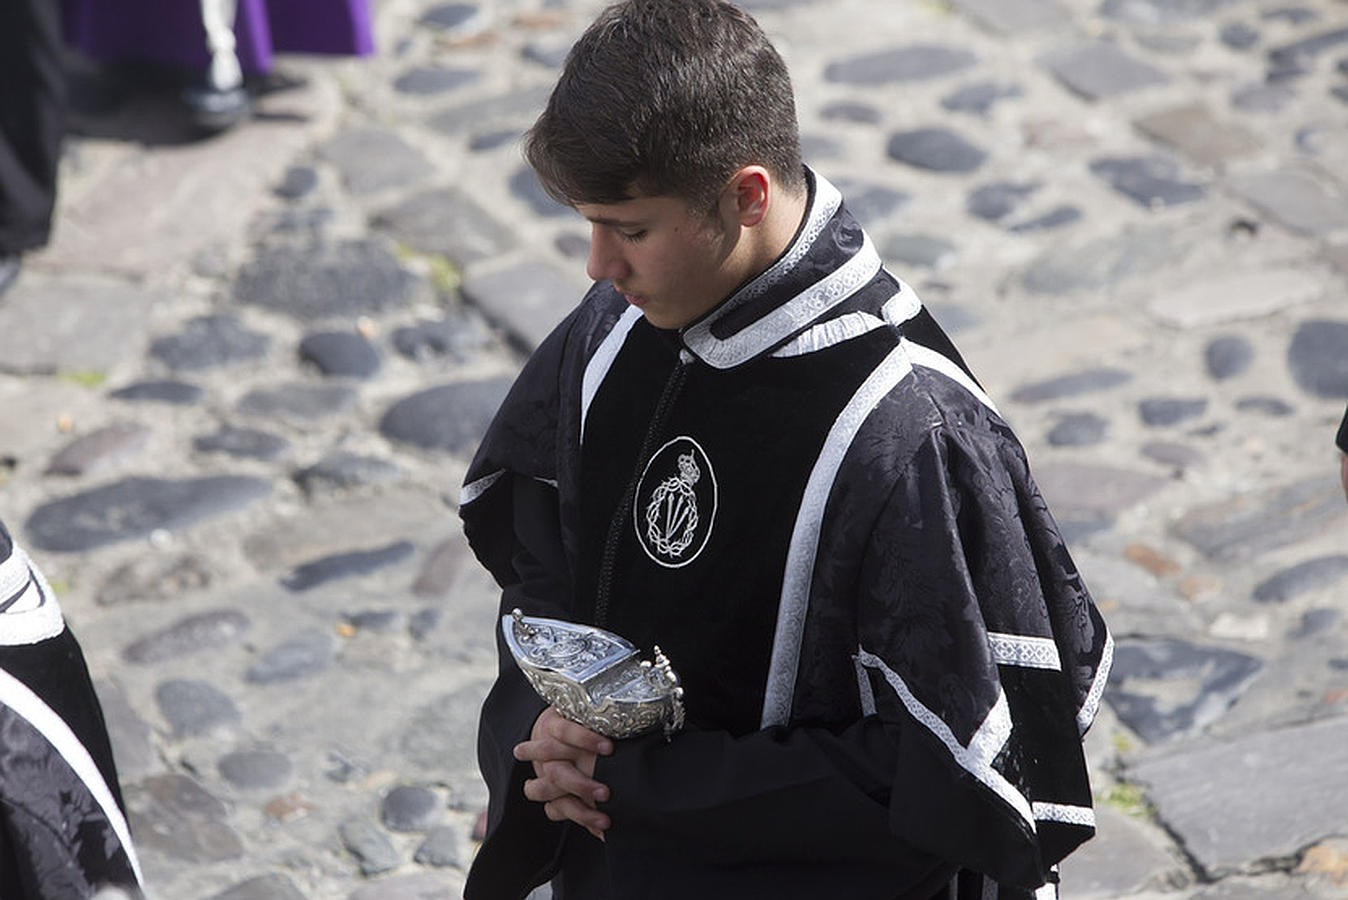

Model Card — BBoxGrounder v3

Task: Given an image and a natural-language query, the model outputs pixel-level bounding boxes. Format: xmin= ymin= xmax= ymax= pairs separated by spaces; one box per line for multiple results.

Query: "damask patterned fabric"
xmin=461 ymin=169 xmax=1110 ymax=900
xmin=0 ymin=520 xmax=143 ymax=899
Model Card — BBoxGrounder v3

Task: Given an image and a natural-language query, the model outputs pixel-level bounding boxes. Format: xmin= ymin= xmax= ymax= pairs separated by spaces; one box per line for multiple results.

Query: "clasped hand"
xmin=514 ymin=706 xmax=614 ymax=840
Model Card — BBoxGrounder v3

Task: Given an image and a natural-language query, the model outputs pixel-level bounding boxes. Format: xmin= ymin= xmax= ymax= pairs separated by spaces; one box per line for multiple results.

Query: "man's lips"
xmin=619 ymin=290 xmax=646 ymax=307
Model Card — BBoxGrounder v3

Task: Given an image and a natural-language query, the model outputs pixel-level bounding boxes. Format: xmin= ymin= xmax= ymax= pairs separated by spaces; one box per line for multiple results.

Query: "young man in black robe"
xmin=459 ymin=2 xmax=1112 ymax=897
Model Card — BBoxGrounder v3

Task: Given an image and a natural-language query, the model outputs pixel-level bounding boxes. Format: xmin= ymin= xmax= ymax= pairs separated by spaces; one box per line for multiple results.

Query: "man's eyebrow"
xmin=585 ymin=214 xmax=646 ymax=228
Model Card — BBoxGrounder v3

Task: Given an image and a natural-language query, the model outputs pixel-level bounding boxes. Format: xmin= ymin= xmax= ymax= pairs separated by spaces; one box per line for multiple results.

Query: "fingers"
xmin=522 ymin=759 xmax=610 ymax=805
xmin=541 ymin=792 xmax=610 ymax=836
xmin=532 ymin=707 xmax=614 ymax=757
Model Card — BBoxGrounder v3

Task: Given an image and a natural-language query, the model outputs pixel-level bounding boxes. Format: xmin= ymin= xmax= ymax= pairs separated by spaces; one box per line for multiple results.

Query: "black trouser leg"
xmin=0 ymin=0 xmax=66 ymax=255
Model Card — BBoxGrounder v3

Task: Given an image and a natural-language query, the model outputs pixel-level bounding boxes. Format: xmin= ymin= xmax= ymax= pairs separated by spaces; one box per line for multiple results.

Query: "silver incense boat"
xmin=502 ymin=608 xmax=685 ymax=739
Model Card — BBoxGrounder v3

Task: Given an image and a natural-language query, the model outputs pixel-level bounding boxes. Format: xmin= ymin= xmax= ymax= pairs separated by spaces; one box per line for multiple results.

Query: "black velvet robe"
xmin=460 ymin=170 xmax=1111 ymax=900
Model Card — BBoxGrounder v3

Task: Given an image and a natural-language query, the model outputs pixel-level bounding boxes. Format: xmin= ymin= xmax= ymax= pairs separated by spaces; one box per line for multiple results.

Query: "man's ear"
xmin=726 ymin=166 xmax=772 ymax=227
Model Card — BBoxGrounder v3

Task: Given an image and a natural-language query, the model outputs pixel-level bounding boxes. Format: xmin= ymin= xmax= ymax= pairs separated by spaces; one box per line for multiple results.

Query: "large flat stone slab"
xmin=372 ymin=187 xmax=517 ymax=266
xmin=1225 ymin=170 xmax=1348 ymax=237
xmin=1134 ymin=104 xmax=1262 ymax=167
xmin=1040 ymin=41 xmax=1169 ymax=100
xmin=460 ymin=260 xmax=584 ymax=351
xmin=1171 ymin=475 xmax=1346 ymax=561
xmin=1146 ymin=267 xmax=1322 ymax=328
xmin=25 ymin=476 xmax=271 ymax=552
xmin=0 ymin=274 xmax=155 ymax=374
xmin=948 ymin=0 xmax=1069 ymax=33
xmin=1128 ymin=715 xmax=1348 ymax=877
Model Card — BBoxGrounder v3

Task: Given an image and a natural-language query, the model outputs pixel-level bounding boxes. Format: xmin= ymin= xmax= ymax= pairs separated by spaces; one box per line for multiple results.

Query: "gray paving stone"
xmin=1040 ymin=41 xmax=1169 ymax=100
xmin=294 ymin=452 xmax=404 ymax=496
xmin=1288 ymin=608 xmax=1341 ymax=639
xmin=1287 ymin=319 xmax=1348 ymax=398
xmin=1134 ymin=104 xmax=1262 ymax=167
xmin=109 ymin=379 xmax=205 ymax=404
xmin=1267 ymin=25 xmax=1348 ymax=69
xmin=1099 ymin=0 xmax=1242 ymax=24
xmin=393 ymin=65 xmax=480 ymax=95
xmin=236 ymin=383 xmax=358 ymax=423
xmin=410 ymin=607 xmax=444 ymax=641
xmin=1058 ymin=804 xmax=1184 ymax=899
xmin=149 ymin=314 xmax=271 ymax=372
xmin=1253 ymin=555 xmax=1348 ymax=603
xmin=273 ymin=165 xmax=318 ymax=200
xmin=1220 ymin=22 xmax=1262 ymax=50
xmin=1129 ymin=715 xmax=1348 ymax=876
xmin=1089 ymin=156 xmax=1206 ymax=208
xmin=461 ymin=260 xmax=580 ymax=350
xmin=281 ymin=541 xmax=417 ymax=592
xmin=1046 ymin=412 xmax=1109 ymax=446
xmin=1106 ymin=638 xmax=1263 ymax=743
xmin=246 ymin=629 xmax=336 ymax=684
xmin=1140 ymin=439 xmax=1204 ymax=471
xmin=412 ymin=536 xmax=469 ymax=597
xmin=800 ymin=133 xmax=844 ymax=161
xmin=941 ymin=81 xmax=1023 ymax=114
xmin=124 ymin=609 xmax=251 ymax=664
xmin=338 ymin=818 xmax=399 ymax=876
xmin=824 ymin=45 xmax=977 ymax=85
xmin=298 ymin=331 xmax=382 ymax=379
xmin=833 ymin=181 xmax=910 ymax=224
xmin=509 ymin=165 xmax=574 ymax=218
xmin=1031 ymin=462 xmax=1170 ymax=518
xmin=25 ymin=475 xmax=271 ymax=552
xmin=1147 ymin=266 xmax=1322 ymax=328
xmin=207 ymin=874 xmax=307 ymax=900
xmin=125 ymin=774 xmax=244 ymax=864
xmin=886 ymin=127 xmax=988 ymax=173
xmin=947 ymin=0 xmax=1068 ymax=33
xmin=392 ymin=315 xmax=492 ymax=362
xmin=1205 ymin=335 xmax=1254 ymax=380
xmin=156 ymin=679 xmax=241 ymax=737
xmin=468 ymin=126 xmax=527 ymax=151
xmin=1233 ymin=394 xmax=1294 ymax=417
xmin=218 ymin=749 xmax=293 ymax=790
xmin=1230 ymin=82 xmax=1296 ymax=112
xmin=45 ymin=421 xmax=148 ymax=476
xmin=344 ymin=609 xmax=400 ymax=633
xmin=378 ymin=378 xmax=513 ymax=455
xmin=371 ymin=187 xmax=517 ymax=266
xmin=319 ymin=127 xmax=435 ymax=195
xmin=1262 ymin=7 xmax=1321 ymax=25
xmin=1007 ymin=205 xmax=1081 ymax=232
xmin=347 ymin=874 xmax=460 ymax=900
xmin=382 ymin=784 xmax=441 ymax=832
xmin=1139 ymin=396 xmax=1209 ymax=426
xmin=414 ymin=825 xmax=465 ymax=868
xmin=1226 ymin=169 xmax=1348 ymax=237
xmin=523 ymin=36 xmax=572 ymax=69
xmin=967 ymin=181 xmax=1040 ymax=221
xmin=420 ymin=2 xmax=483 ymax=33
xmin=881 ymin=233 xmax=957 ymax=269
xmin=0 ymin=274 xmax=155 ymax=375
xmin=427 ymin=85 xmax=551 ymax=135
xmin=819 ymin=101 xmax=881 ymax=124
xmin=194 ymin=426 xmax=290 ymax=461
xmin=1172 ymin=475 xmax=1346 ymax=561
xmin=235 ymin=239 xmax=426 ymax=320
xmin=98 ymin=553 xmax=214 ymax=606
xmin=1019 ymin=225 xmax=1189 ymax=295
xmin=1010 ymin=367 xmax=1132 ymax=403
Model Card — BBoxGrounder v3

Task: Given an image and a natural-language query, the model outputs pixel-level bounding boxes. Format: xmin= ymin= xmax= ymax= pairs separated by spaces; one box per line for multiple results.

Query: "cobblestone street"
xmin=2 ymin=0 xmax=1348 ymax=896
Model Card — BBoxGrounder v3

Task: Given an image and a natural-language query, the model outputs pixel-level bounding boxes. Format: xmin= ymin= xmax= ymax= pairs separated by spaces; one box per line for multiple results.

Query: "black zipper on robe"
xmin=593 ymin=358 xmax=689 ymax=627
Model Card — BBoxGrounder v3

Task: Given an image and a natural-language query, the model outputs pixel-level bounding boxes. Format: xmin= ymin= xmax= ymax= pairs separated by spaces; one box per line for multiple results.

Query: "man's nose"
xmin=586 ymin=228 xmax=629 ymax=283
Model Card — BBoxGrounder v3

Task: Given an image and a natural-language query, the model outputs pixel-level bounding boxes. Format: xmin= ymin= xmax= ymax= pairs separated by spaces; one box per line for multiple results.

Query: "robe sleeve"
xmin=854 ymin=418 xmax=1108 ymax=889
xmin=1337 ymin=405 xmax=1347 ymax=454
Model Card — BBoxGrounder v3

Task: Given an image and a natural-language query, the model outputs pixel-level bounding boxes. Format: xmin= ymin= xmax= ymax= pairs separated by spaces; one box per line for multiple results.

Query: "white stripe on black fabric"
xmin=854 ymin=648 xmax=1035 ymax=832
xmin=771 ymin=311 xmax=887 ymax=358
xmin=1032 ymin=801 xmax=1096 ymax=827
xmin=987 ymin=632 xmax=1062 ymax=671
xmin=902 ymin=338 xmax=1000 ymax=417
xmin=854 ymin=654 xmax=877 ymax=716
xmin=0 ymin=667 xmax=144 ymax=886
xmin=1078 ymin=631 xmax=1113 ymax=736
xmin=459 ymin=469 xmax=506 ymax=509
xmin=581 ymin=305 xmax=644 ymax=443
xmin=760 ymin=342 xmax=915 ymax=728
xmin=0 ymin=547 xmax=65 ymax=646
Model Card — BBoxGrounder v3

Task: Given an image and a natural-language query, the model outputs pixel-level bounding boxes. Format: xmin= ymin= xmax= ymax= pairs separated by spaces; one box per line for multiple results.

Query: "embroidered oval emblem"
xmin=633 ymin=436 xmax=718 ymax=568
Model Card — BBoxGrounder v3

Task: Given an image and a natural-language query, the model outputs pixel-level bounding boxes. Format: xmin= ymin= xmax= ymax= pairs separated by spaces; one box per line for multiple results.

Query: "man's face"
xmin=577 ymin=193 xmax=741 ymax=330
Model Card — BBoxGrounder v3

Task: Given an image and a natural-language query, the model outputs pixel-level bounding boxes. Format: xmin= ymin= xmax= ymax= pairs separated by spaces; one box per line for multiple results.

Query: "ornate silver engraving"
xmin=503 ymin=609 xmax=686 ymax=739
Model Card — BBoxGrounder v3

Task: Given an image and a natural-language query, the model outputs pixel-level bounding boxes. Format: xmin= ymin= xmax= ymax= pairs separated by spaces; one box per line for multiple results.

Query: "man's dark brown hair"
xmin=524 ymin=0 xmax=805 ymax=215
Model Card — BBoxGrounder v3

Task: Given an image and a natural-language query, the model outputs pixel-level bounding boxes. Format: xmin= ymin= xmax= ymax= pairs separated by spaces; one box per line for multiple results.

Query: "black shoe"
xmin=0 ymin=256 xmax=20 ymax=301
xmin=181 ymin=80 xmax=251 ymax=134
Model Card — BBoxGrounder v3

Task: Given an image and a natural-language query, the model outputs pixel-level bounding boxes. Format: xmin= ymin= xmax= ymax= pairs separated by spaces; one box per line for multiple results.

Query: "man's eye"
xmin=619 ymin=230 xmax=647 ymax=243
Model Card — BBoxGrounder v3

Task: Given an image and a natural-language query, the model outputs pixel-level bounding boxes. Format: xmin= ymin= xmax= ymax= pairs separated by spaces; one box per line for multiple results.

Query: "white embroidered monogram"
xmin=633 ymin=436 xmax=718 ymax=568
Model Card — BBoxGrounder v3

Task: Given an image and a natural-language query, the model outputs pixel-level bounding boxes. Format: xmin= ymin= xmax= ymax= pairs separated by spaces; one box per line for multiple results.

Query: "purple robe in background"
xmin=63 ymin=0 xmax=375 ymax=74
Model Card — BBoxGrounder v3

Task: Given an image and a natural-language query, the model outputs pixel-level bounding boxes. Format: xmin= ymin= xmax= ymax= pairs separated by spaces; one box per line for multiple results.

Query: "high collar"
xmin=679 ymin=168 xmax=883 ymax=370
